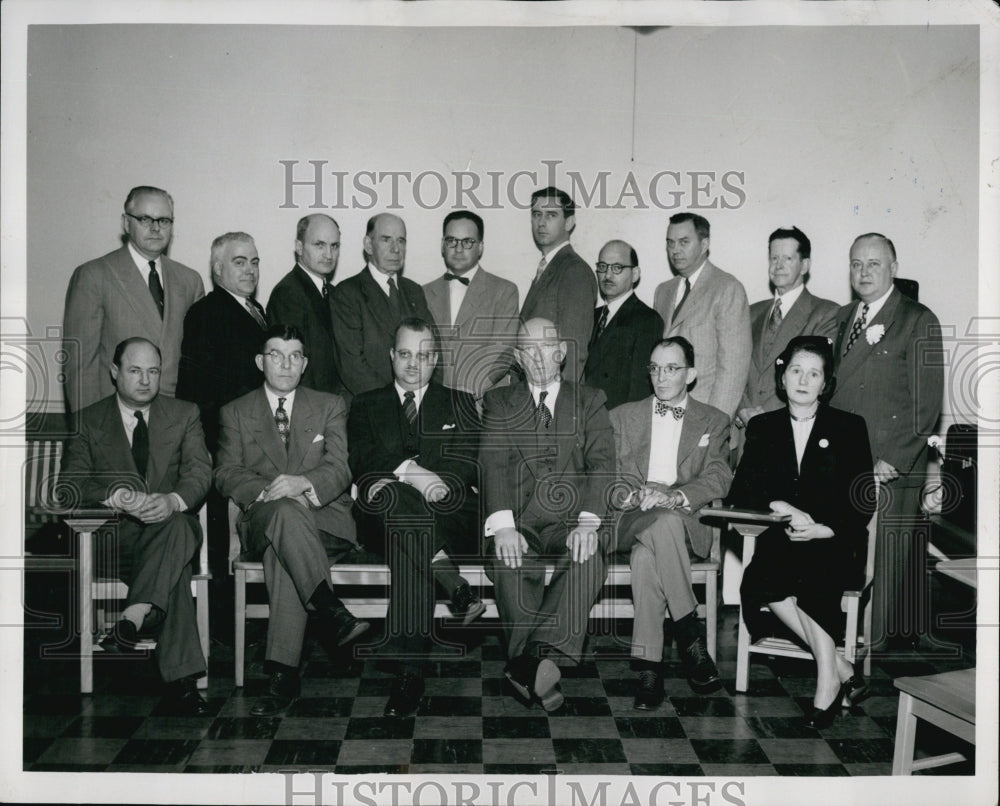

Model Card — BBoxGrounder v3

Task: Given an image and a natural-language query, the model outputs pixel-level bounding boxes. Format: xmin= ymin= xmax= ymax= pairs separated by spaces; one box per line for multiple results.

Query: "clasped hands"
xmin=108 ymin=489 xmax=180 ymax=524
xmin=769 ymin=500 xmax=834 ymax=541
xmin=259 ymin=474 xmax=313 ymax=507
xmin=366 ymin=463 xmax=450 ymax=505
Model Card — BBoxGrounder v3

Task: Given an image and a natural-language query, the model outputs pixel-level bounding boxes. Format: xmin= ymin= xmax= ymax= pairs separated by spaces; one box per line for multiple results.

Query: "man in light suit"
xmin=267 ymin=214 xmax=343 ymax=396
xmin=424 ymin=211 xmax=519 ymax=398
xmin=331 ymin=213 xmax=434 ymax=398
xmin=830 ymin=233 xmax=943 ymax=650
xmin=481 ymin=317 xmax=616 ymax=712
xmin=610 ymin=337 xmax=732 ymax=706
xmin=584 ymin=240 xmax=664 ymax=410
xmin=519 ymin=187 xmax=598 ymax=383
xmin=60 ymin=338 xmax=211 ymax=714
xmin=177 ymin=232 xmax=268 ymax=641
xmin=215 ymin=325 xmax=369 ymax=716
xmin=736 ymin=227 xmax=839 ymax=430
xmin=348 ymin=318 xmax=483 ymax=717
xmin=63 ymin=186 xmax=205 ymax=412
xmin=653 ymin=212 xmax=751 ymax=422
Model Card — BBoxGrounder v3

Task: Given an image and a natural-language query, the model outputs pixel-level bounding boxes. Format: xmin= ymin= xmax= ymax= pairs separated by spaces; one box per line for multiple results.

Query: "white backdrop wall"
xmin=26 ymin=24 xmax=979 ymax=424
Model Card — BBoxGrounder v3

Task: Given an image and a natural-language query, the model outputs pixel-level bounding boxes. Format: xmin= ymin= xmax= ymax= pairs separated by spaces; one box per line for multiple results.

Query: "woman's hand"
xmin=769 ymin=500 xmax=814 ymax=530
xmin=785 ymin=522 xmax=835 ymax=541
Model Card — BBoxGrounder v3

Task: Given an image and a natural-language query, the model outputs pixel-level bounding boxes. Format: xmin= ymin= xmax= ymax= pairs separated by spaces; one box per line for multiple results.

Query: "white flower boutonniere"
xmin=819 ymin=438 xmax=829 ymax=448
xmin=865 ymin=324 xmax=885 ymax=345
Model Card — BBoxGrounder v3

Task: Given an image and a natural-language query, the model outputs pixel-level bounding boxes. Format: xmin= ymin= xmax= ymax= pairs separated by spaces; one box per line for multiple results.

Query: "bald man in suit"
xmin=64 ymin=186 xmax=204 ymax=412
xmin=653 ymin=212 xmax=751 ymax=422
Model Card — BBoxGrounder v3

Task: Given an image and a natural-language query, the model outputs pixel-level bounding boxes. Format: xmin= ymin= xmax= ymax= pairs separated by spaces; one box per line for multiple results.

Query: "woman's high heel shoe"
xmin=805 ymin=682 xmax=847 ymax=729
xmin=841 ymin=670 xmax=870 ymax=708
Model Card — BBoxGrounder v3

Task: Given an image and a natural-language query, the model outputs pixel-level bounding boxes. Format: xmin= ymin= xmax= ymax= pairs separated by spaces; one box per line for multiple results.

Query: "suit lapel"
xmin=551 ymin=381 xmax=579 ymax=475
xmin=454 ymin=268 xmax=486 ymax=330
xmin=798 ymin=405 xmax=833 ymax=478
xmin=111 ymin=249 xmax=161 ymax=339
xmin=670 ymin=261 xmax=716 ymax=330
xmin=837 ymin=289 xmax=901 ymax=382
xmin=425 ymin=277 xmax=449 ymax=328
xmin=250 ymin=388 xmax=289 ymax=473
xmin=286 ymin=388 xmax=319 ymax=471
xmin=360 ymin=268 xmax=395 ymax=332
xmin=761 ymin=291 xmax=812 ymax=368
xmin=633 ymin=398 xmax=653 ymax=480
xmin=294 ymin=266 xmax=332 ymax=333
xmin=676 ymin=399 xmax=707 ymax=472
xmin=94 ymin=397 xmax=139 ymax=478
xmin=145 ymin=397 xmax=178 ymax=490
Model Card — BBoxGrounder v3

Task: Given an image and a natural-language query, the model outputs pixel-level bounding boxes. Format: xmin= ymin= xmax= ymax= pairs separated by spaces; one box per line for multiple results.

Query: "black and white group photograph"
xmin=1 ymin=1 xmax=997 ymax=805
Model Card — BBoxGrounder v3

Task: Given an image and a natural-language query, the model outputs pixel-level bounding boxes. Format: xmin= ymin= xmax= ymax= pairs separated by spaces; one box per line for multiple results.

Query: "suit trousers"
xmin=102 ymin=512 xmax=206 ymax=682
xmin=488 ymin=522 xmax=608 ymax=664
xmin=243 ymin=498 xmax=341 ymax=667
xmin=614 ymin=508 xmax=701 ymax=662
xmin=357 ymin=483 xmax=480 ymax=661
xmin=873 ymin=481 xmax=929 ymax=646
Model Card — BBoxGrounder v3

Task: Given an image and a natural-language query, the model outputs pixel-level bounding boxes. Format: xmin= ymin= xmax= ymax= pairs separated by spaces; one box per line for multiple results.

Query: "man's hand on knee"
xmin=495 ymin=527 xmax=528 ymax=568
xmin=135 ymin=493 xmax=181 ymax=524
xmin=566 ymin=526 xmax=599 ymax=563
xmin=261 ymin=474 xmax=312 ymax=502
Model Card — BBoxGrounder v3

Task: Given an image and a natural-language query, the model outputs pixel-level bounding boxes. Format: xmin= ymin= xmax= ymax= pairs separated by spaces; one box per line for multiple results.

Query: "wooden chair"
xmin=734 ymin=508 xmax=878 ymax=692
xmin=892 ymin=668 xmax=975 ymax=774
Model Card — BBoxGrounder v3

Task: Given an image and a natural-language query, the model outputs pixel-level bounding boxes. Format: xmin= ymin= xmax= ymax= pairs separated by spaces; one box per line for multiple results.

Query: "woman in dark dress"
xmin=727 ymin=336 xmax=876 ymax=728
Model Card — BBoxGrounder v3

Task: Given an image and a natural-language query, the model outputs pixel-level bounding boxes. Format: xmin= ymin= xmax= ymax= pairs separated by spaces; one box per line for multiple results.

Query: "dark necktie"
xmin=536 ymin=390 xmax=552 ymax=429
xmin=322 ymin=277 xmax=332 ymax=300
xmin=844 ymin=303 xmax=870 ymax=355
xmin=131 ymin=410 xmax=149 ymax=477
xmin=672 ymin=278 xmax=691 ymax=318
xmin=654 ymin=399 xmax=685 ymax=420
xmin=147 ymin=261 xmax=164 ymax=318
xmin=403 ymin=391 xmax=417 ymax=424
xmin=387 ymin=276 xmax=402 ymax=320
xmin=766 ymin=297 xmax=783 ymax=336
xmin=244 ymin=298 xmax=267 ymax=329
xmin=533 ymin=256 xmax=547 ymax=285
xmin=275 ymin=397 xmax=289 ymax=446
xmin=445 ymin=273 xmax=470 ymax=286
xmin=592 ymin=305 xmax=609 ymax=344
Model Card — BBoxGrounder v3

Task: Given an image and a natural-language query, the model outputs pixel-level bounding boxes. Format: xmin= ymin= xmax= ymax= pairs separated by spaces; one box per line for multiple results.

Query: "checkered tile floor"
xmin=23 ymin=603 xmax=976 ymax=775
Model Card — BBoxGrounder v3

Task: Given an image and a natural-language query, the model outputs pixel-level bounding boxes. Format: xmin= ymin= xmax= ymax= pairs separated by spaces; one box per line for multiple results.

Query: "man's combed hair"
xmin=260 ymin=323 xmax=308 ymax=356
xmin=668 ymin=212 xmax=710 ymax=240
xmin=296 ymin=213 xmax=339 ymax=244
xmin=442 ymin=210 xmax=484 ymax=240
xmin=530 ymin=186 xmax=575 ymax=217
xmin=124 ymin=185 xmax=173 ymax=212
xmin=652 ymin=336 xmax=695 ymax=368
xmin=112 ymin=337 xmax=161 ymax=367
xmin=768 ymin=226 xmax=811 ymax=260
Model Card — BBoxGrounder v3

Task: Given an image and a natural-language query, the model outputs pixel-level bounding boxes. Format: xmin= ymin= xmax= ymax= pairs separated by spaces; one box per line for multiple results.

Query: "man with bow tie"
xmin=348 ymin=317 xmax=483 ymax=717
xmin=610 ymin=337 xmax=733 ymax=706
xmin=830 ymin=233 xmax=943 ymax=650
xmin=60 ymin=337 xmax=212 ymax=714
xmin=423 ymin=211 xmax=519 ymax=398
xmin=215 ymin=324 xmax=369 ymax=717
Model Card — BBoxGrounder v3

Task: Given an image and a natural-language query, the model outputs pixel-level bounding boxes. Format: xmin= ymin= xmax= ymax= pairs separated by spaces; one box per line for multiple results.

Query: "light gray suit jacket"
xmin=609 ymin=396 xmax=732 ymax=558
xmin=741 ymin=287 xmax=839 ymax=414
xmin=424 ymin=265 xmax=519 ymax=397
xmin=653 ymin=259 xmax=751 ymax=419
xmin=63 ymin=245 xmax=205 ymax=411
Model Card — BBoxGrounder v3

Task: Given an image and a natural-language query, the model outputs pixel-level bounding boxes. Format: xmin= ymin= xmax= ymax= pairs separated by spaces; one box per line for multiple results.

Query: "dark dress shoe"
xmin=450 ymin=583 xmax=486 ymax=625
xmin=633 ymin=668 xmax=665 ymax=710
xmin=251 ymin=668 xmax=300 ymax=717
xmin=805 ymin=683 xmax=847 ymax=729
xmin=165 ymin=679 xmax=210 ymax=717
xmin=384 ymin=674 xmax=424 ymax=717
xmin=504 ymin=654 xmax=564 ymax=712
xmin=680 ymin=636 xmax=721 ymax=694
xmin=100 ymin=619 xmax=140 ymax=653
xmin=328 ymin=608 xmax=371 ymax=647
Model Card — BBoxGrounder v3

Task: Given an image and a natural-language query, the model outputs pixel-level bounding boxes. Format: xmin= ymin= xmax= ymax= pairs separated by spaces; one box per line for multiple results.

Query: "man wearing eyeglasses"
xmin=609 ymin=337 xmax=732 ymax=706
xmin=519 ymin=187 xmax=598 ymax=383
xmin=480 ymin=317 xmax=615 ymax=712
xmin=64 ymin=185 xmax=205 ymax=412
xmin=215 ymin=324 xmax=369 ymax=716
xmin=583 ymin=240 xmax=665 ymax=410
xmin=348 ymin=317 xmax=483 ymax=717
xmin=331 ymin=213 xmax=434 ymax=399
xmin=423 ymin=211 xmax=519 ymax=398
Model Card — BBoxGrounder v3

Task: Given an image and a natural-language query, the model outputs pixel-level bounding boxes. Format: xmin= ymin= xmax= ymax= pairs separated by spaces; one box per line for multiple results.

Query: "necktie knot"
xmin=275 ymin=397 xmax=289 ymax=446
xmin=445 ymin=273 xmax=470 ymax=286
xmin=654 ymin=399 xmax=685 ymax=420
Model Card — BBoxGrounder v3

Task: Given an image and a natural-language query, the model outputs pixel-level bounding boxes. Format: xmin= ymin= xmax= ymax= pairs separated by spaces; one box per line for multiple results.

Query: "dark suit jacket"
xmin=330 ymin=267 xmax=434 ymax=398
xmin=347 ymin=381 xmax=480 ymax=505
xmin=727 ymin=405 xmax=876 ymax=559
xmin=830 ymin=288 xmax=943 ymax=482
xmin=584 ymin=293 xmax=664 ymax=410
xmin=214 ymin=385 xmax=355 ymax=541
xmin=266 ymin=265 xmax=341 ymax=395
xmin=60 ymin=394 xmax=211 ymax=510
xmin=480 ymin=380 xmax=615 ymax=533
xmin=519 ymin=244 xmax=597 ymax=383
xmin=176 ymin=288 xmax=267 ymax=454
xmin=424 ymin=266 xmax=519 ymax=397
xmin=741 ymin=288 xmax=839 ymax=414
xmin=609 ymin=396 xmax=732 ymax=557
xmin=63 ymin=245 xmax=205 ymax=411
xmin=653 ymin=260 xmax=751 ymax=419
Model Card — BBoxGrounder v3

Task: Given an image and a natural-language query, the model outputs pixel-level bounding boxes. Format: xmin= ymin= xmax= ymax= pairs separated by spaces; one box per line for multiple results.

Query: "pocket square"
xmin=441 ymin=423 xmax=456 ymax=430
xmin=312 ymin=434 xmax=324 ymax=443
xmin=698 ymin=433 xmax=710 ymax=447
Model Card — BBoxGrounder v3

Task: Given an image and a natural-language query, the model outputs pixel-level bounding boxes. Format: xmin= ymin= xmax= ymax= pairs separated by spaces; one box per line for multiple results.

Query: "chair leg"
xmin=862 ymin=589 xmax=873 ymax=677
xmin=195 ymin=579 xmax=210 ymax=691
xmin=891 ymin=692 xmax=918 ymax=775
xmin=706 ymin=574 xmax=718 ymax=662
xmin=235 ymin=569 xmax=246 ymax=688
xmin=844 ymin=598 xmax=859 ymax=665
xmin=735 ymin=604 xmax=752 ymax=692
xmin=79 ymin=528 xmax=94 ymax=694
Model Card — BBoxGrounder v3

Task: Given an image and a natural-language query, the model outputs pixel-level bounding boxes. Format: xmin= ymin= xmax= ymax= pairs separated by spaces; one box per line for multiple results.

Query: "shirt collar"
xmin=367 ymin=263 xmax=398 ymax=296
xmin=601 ymin=289 xmax=634 ymax=320
xmin=684 ymin=262 xmax=706 ymax=288
xmin=297 ymin=262 xmax=331 ymax=295
xmin=539 ymin=241 xmax=570 ymax=265
xmin=263 ymin=385 xmax=296 ymax=414
xmin=116 ymin=394 xmax=151 ymax=423
xmin=447 ymin=264 xmax=479 ymax=283
xmin=774 ymin=282 xmax=805 ymax=310
xmin=128 ymin=242 xmax=160 ymax=274
xmin=527 ymin=378 xmax=561 ymax=408
xmin=858 ymin=284 xmax=895 ymax=321
xmin=394 ymin=381 xmax=428 ymax=410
